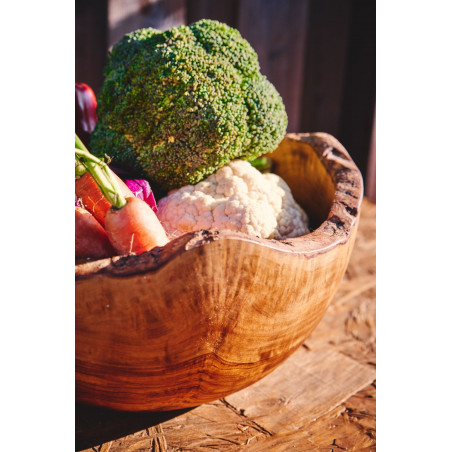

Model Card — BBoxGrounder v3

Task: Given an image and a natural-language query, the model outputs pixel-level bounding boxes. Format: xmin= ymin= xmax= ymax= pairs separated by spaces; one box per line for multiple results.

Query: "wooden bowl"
xmin=75 ymin=132 xmax=363 ymax=412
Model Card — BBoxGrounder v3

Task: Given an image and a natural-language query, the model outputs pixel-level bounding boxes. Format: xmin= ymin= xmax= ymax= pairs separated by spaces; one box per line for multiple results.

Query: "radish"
xmin=75 ymin=133 xmax=169 ymax=255
xmin=75 ymin=207 xmax=114 ymax=258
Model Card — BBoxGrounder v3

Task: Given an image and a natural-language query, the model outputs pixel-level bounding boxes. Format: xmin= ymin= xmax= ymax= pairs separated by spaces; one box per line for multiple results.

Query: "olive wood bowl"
xmin=75 ymin=132 xmax=363 ymax=411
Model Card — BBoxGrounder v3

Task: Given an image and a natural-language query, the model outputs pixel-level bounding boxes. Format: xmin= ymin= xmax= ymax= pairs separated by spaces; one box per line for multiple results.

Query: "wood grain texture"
xmin=224 ymin=348 xmax=375 ymax=434
xmin=109 ymin=0 xmax=186 ymax=48
xmin=75 ymin=133 xmax=363 ymax=412
xmin=75 ymin=0 xmax=109 ymax=95
xmin=186 ymin=0 xmax=239 ymax=27
xmin=298 ymin=0 xmax=351 ymax=138
xmin=366 ymin=108 xmax=376 ymax=202
xmin=76 ymin=198 xmax=376 ymax=451
xmin=237 ymin=0 xmax=309 ymax=132
xmin=338 ymin=0 xmax=376 ymax=184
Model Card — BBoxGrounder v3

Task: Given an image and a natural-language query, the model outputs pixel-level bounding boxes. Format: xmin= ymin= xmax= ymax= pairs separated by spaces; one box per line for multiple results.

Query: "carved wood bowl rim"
xmin=75 ymin=132 xmax=363 ymax=279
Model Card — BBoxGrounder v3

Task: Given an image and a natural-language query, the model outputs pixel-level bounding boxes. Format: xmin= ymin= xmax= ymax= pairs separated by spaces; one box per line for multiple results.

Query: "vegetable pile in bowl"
xmin=75 ymin=19 xmax=310 ymax=260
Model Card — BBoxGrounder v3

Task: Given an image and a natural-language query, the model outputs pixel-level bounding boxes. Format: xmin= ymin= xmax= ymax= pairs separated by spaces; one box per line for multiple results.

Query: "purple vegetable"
xmin=124 ymin=179 xmax=158 ymax=213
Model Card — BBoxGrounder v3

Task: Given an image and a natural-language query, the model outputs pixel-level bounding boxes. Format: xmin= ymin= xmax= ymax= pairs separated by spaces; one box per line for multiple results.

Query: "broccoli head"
xmin=90 ymin=19 xmax=288 ymax=191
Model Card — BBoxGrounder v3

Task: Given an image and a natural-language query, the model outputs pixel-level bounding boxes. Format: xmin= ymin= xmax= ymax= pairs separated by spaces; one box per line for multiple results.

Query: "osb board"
xmin=77 ymin=198 xmax=376 ymax=451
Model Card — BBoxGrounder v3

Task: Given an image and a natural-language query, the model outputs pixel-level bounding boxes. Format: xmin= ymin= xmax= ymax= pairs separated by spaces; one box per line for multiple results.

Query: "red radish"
xmin=75 ymin=133 xmax=169 ymax=256
xmin=105 ymin=196 xmax=168 ymax=255
xmin=75 ymin=207 xmax=114 ymax=258
xmin=75 ymin=172 xmax=133 ymax=226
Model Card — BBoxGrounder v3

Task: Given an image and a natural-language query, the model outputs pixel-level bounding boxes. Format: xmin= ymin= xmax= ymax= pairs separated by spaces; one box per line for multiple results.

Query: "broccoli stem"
xmin=75 ymin=133 xmax=127 ymax=209
xmin=250 ymin=156 xmax=272 ymax=173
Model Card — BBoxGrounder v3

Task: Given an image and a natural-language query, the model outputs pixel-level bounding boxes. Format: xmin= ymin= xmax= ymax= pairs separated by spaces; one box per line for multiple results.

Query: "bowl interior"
xmin=268 ymin=137 xmax=335 ymax=230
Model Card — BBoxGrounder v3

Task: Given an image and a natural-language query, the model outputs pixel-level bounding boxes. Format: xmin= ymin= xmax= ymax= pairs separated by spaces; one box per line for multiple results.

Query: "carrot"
xmin=105 ymin=196 xmax=169 ymax=255
xmin=75 ymin=172 xmax=133 ymax=227
xmin=75 ymin=207 xmax=114 ymax=258
xmin=75 ymin=133 xmax=169 ymax=255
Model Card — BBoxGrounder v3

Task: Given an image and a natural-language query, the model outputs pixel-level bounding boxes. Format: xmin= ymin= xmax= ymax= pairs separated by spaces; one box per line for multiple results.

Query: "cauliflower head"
xmin=90 ymin=19 xmax=288 ymax=192
xmin=157 ymin=160 xmax=309 ymax=240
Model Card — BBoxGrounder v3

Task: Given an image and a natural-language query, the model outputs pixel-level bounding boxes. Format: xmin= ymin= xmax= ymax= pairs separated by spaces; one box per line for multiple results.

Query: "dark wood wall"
xmin=76 ymin=0 xmax=376 ymax=198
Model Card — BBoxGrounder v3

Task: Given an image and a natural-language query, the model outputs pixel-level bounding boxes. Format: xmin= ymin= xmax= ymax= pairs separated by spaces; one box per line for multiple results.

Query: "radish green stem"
xmin=75 ymin=160 xmax=86 ymax=177
xmin=75 ymin=133 xmax=127 ymax=209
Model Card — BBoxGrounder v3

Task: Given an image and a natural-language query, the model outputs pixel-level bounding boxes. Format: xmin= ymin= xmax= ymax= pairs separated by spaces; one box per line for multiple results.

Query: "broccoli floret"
xmin=91 ymin=19 xmax=288 ymax=191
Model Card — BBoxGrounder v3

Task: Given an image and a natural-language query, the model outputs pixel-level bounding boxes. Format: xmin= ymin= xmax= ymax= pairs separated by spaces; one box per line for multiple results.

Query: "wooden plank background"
xmin=75 ymin=0 xmax=376 ymax=199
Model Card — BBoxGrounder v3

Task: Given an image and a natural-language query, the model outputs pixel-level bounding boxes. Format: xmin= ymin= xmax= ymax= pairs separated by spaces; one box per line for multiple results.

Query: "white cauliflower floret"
xmin=157 ymin=160 xmax=309 ymax=240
